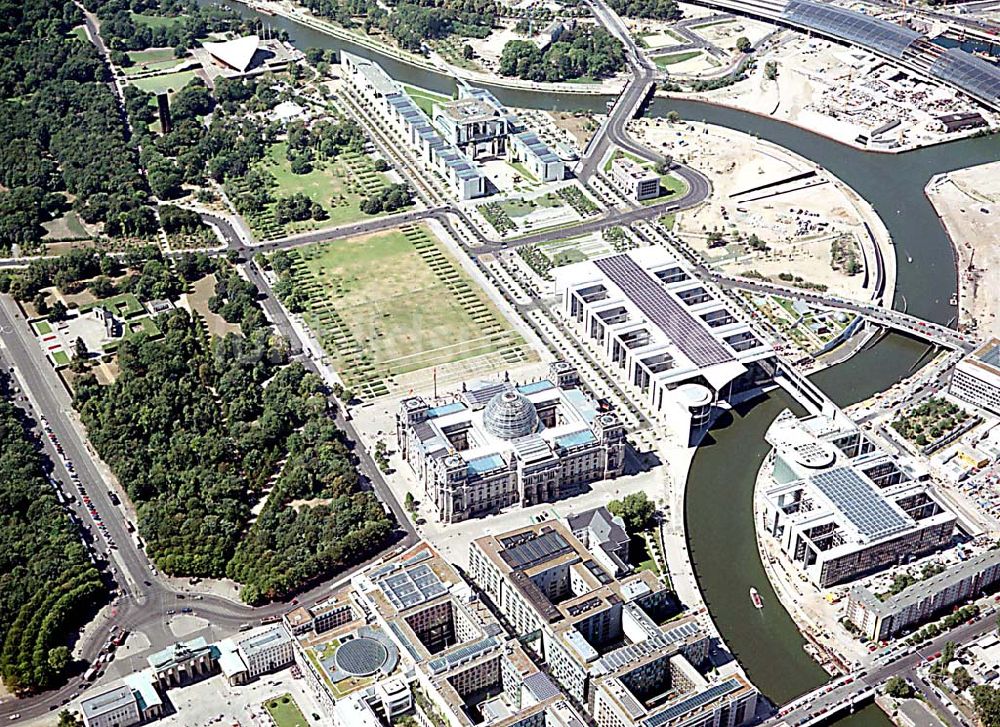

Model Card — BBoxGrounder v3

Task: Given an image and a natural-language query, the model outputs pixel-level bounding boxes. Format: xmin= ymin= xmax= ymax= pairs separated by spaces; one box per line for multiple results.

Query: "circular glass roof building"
xmin=483 ymin=390 xmax=539 ymax=439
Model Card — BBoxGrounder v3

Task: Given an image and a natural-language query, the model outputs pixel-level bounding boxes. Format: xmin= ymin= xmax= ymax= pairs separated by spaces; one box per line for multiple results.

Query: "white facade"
xmin=609 ymin=156 xmax=660 ymax=201
xmin=80 ymin=685 xmax=140 ymax=727
xmin=236 ymin=626 xmax=294 ymax=679
xmin=341 ymin=53 xmax=486 ymax=200
xmin=554 ymin=248 xmax=776 ymax=442
xmin=950 ymin=338 xmax=1000 ymax=416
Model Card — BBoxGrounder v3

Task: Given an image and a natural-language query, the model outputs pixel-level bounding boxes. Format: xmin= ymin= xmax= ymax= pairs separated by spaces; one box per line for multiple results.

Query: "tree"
xmin=667 ymin=110 xmax=680 ymax=123
xmin=972 ymin=685 xmax=1000 ymax=727
xmin=608 ymin=492 xmax=656 ymax=533
xmin=654 ymin=156 xmax=673 ymax=174
xmin=884 ymin=676 xmax=914 ymax=699
xmin=33 ymin=292 xmax=49 ymax=315
xmin=463 ymin=44 xmax=474 ymax=60
xmin=764 ymin=60 xmax=779 ymax=80
xmin=73 ymin=337 xmax=88 ymax=360
xmin=58 ymin=710 xmax=83 ymax=727
xmin=49 ymin=300 xmax=68 ymax=321
xmin=373 ymin=158 xmax=390 ymax=172
xmin=404 ymin=492 xmax=415 ymax=512
xmin=953 ymin=666 xmax=973 ymax=692
xmin=735 ymin=36 xmax=751 ymax=53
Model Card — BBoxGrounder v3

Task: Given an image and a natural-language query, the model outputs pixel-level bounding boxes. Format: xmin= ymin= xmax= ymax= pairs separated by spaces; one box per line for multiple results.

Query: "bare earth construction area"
xmin=286 ymin=225 xmax=533 ymax=398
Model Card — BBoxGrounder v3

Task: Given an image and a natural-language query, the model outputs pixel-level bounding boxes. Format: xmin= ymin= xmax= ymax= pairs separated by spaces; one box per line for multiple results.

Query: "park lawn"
xmin=660 ymin=213 xmax=676 ymax=230
xmin=70 ymin=25 xmax=88 ymax=42
xmin=402 ymin=84 xmax=451 ymax=116
xmin=43 ymin=211 xmax=90 ymax=240
xmin=122 ymin=48 xmax=185 ymax=76
xmin=292 ymin=226 xmax=525 ymax=382
xmin=255 ymin=142 xmax=391 ymax=231
xmin=52 ymin=350 xmax=71 ymax=367
xmin=33 ymin=320 xmax=53 ymax=335
xmin=264 ymin=694 xmax=308 ymax=727
xmin=79 ymin=293 xmax=144 ymax=318
xmin=130 ymin=12 xmax=186 ymax=29
xmin=500 ymin=194 xmax=564 ymax=218
xmin=130 ymin=70 xmax=198 ymax=95
xmin=654 ymin=50 xmax=702 ymax=67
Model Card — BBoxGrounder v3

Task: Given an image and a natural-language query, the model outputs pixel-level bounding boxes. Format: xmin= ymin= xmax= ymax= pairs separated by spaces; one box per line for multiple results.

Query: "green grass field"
xmin=286 ymin=225 xmax=530 ymax=398
xmin=653 ymin=50 xmax=702 ymax=67
xmin=402 ymin=84 xmax=450 ymax=116
xmin=130 ymin=12 xmax=186 ymax=28
xmin=122 ymin=48 xmax=185 ymax=76
xmin=79 ymin=293 xmax=144 ymax=318
xmin=130 ymin=70 xmax=197 ymax=94
xmin=264 ymin=694 xmax=307 ymax=727
xmin=241 ymin=143 xmax=390 ymax=239
xmin=52 ymin=350 xmax=71 ymax=367
xmin=70 ymin=25 xmax=88 ymax=42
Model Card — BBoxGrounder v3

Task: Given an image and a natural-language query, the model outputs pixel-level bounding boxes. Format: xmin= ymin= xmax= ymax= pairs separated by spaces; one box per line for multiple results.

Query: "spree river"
xmin=206 ymin=0 xmax=1000 ymax=715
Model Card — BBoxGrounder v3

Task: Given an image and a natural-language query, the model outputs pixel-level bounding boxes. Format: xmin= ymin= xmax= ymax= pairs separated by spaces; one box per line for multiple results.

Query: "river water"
xmin=204 ymin=1 xmax=1000 ymax=716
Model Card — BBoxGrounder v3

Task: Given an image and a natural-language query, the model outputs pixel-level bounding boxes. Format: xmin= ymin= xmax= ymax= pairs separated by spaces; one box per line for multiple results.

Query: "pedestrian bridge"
xmin=713 ymin=275 xmax=975 ymax=353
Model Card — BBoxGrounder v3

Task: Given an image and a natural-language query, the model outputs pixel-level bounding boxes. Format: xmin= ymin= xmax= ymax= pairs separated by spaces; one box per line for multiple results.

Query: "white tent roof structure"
xmin=202 ymin=35 xmax=260 ymax=73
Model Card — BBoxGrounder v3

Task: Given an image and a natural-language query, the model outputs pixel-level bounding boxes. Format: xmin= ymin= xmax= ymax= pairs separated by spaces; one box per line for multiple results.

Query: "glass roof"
xmin=930 ymin=48 xmax=1000 ymax=105
xmin=781 ymin=0 xmax=921 ymax=59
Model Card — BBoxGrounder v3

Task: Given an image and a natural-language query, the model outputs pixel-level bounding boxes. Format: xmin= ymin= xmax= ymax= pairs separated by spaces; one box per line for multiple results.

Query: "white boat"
xmin=750 ymin=587 xmax=763 ymax=610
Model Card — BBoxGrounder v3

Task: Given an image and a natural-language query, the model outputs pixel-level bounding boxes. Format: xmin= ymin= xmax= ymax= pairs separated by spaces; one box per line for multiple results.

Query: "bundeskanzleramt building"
xmin=554 ymin=248 xmax=776 ymax=442
xmin=341 ymin=54 xmax=563 ymax=199
xmin=342 ymin=52 xmax=486 ymax=200
xmin=847 ymin=548 xmax=1000 ymax=641
xmin=396 ymin=362 xmax=625 ymax=523
xmin=468 ymin=520 xmax=757 ymax=727
xmin=950 ymin=338 xmax=1000 ymax=416
xmin=760 ymin=410 xmax=956 ymax=588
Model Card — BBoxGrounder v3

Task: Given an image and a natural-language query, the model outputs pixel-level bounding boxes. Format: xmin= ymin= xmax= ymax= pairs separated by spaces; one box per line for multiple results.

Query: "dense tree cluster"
xmin=0 ymin=0 xmax=155 ymax=251
xmin=608 ymin=491 xmax=656 ymax=533
xmin=227 ymin=410 xmax=393 ymax=604
xmin=268 ymin=250 xmax=307 ymax=313
xmin=605 ymin=0 xmax=680 ymax=19
xmin=209 ymin=268 xmax=267 ymax=335
xmin=499 ymin=26 xmax=625 ymax=81
xmin=300 ymin=0 xmax=497 ymax=51
xmin=0 ymin=385 xmax=106 ymax=694
xmin=90 ymin=0 xmax=248 ymax=53
xmin=359 ymin=183 xmax=413 ymax=215
xmin=75 ymin=313 xmax=390 ymax=599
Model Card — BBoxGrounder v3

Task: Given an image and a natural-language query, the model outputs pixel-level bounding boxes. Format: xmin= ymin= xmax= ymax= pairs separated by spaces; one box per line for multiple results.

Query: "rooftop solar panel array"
xmin=594 ymin=255 xmax=733 ymax=367
xmin=781 ymin=0 xmax=921 ymax=59
xmin=386 ymin=90 xmax=484 ymax=183
xmin=599 ymin=622 xmax=701 ymax=672
xmin=810 ymin=467 xmax=909 ymax=541
xmin=929 ymin=48 xmax=1000 ymax=105
xmin=378 ymin=563 xmax=448 ymax=611
xmin=642 ymin=679 xmax=742 ymax=727
xmin=428 ymin=635 xmax=500 ymax=674
xmin=499 ymin=530 xmax=574 ymax=570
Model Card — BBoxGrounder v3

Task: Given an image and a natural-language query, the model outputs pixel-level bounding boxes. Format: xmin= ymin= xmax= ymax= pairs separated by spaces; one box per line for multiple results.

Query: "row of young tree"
xmin=0 ymin=386 xmax=106 ymax=694
xmin=499 ymin=26 xmax=626 ymax=82
xmin=0 ymin=0 xmax=154 ymax=252
xmin=73 ymin=312 xmax=393 ymax=599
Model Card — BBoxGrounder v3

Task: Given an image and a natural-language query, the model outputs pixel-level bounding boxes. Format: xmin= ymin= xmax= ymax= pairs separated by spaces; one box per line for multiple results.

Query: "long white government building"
xmin=341 ymin=53 xmax=563 ymax=199
xmin=554 ymin=248 xmax=777 ymax=442
xmin=760 ymin=410 xmax=956 ymax=588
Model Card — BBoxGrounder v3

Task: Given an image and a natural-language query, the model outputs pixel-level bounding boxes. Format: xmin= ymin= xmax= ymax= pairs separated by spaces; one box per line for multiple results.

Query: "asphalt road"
xmin=0 ymin=280 xmax=415 ymax=721
xmin=774 ymin=607 xmax=999 ymax=724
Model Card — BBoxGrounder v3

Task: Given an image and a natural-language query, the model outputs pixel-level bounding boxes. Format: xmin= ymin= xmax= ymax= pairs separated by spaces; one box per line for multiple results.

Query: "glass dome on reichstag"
xmin=483 ymin=390 xmax=539 ymax=439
